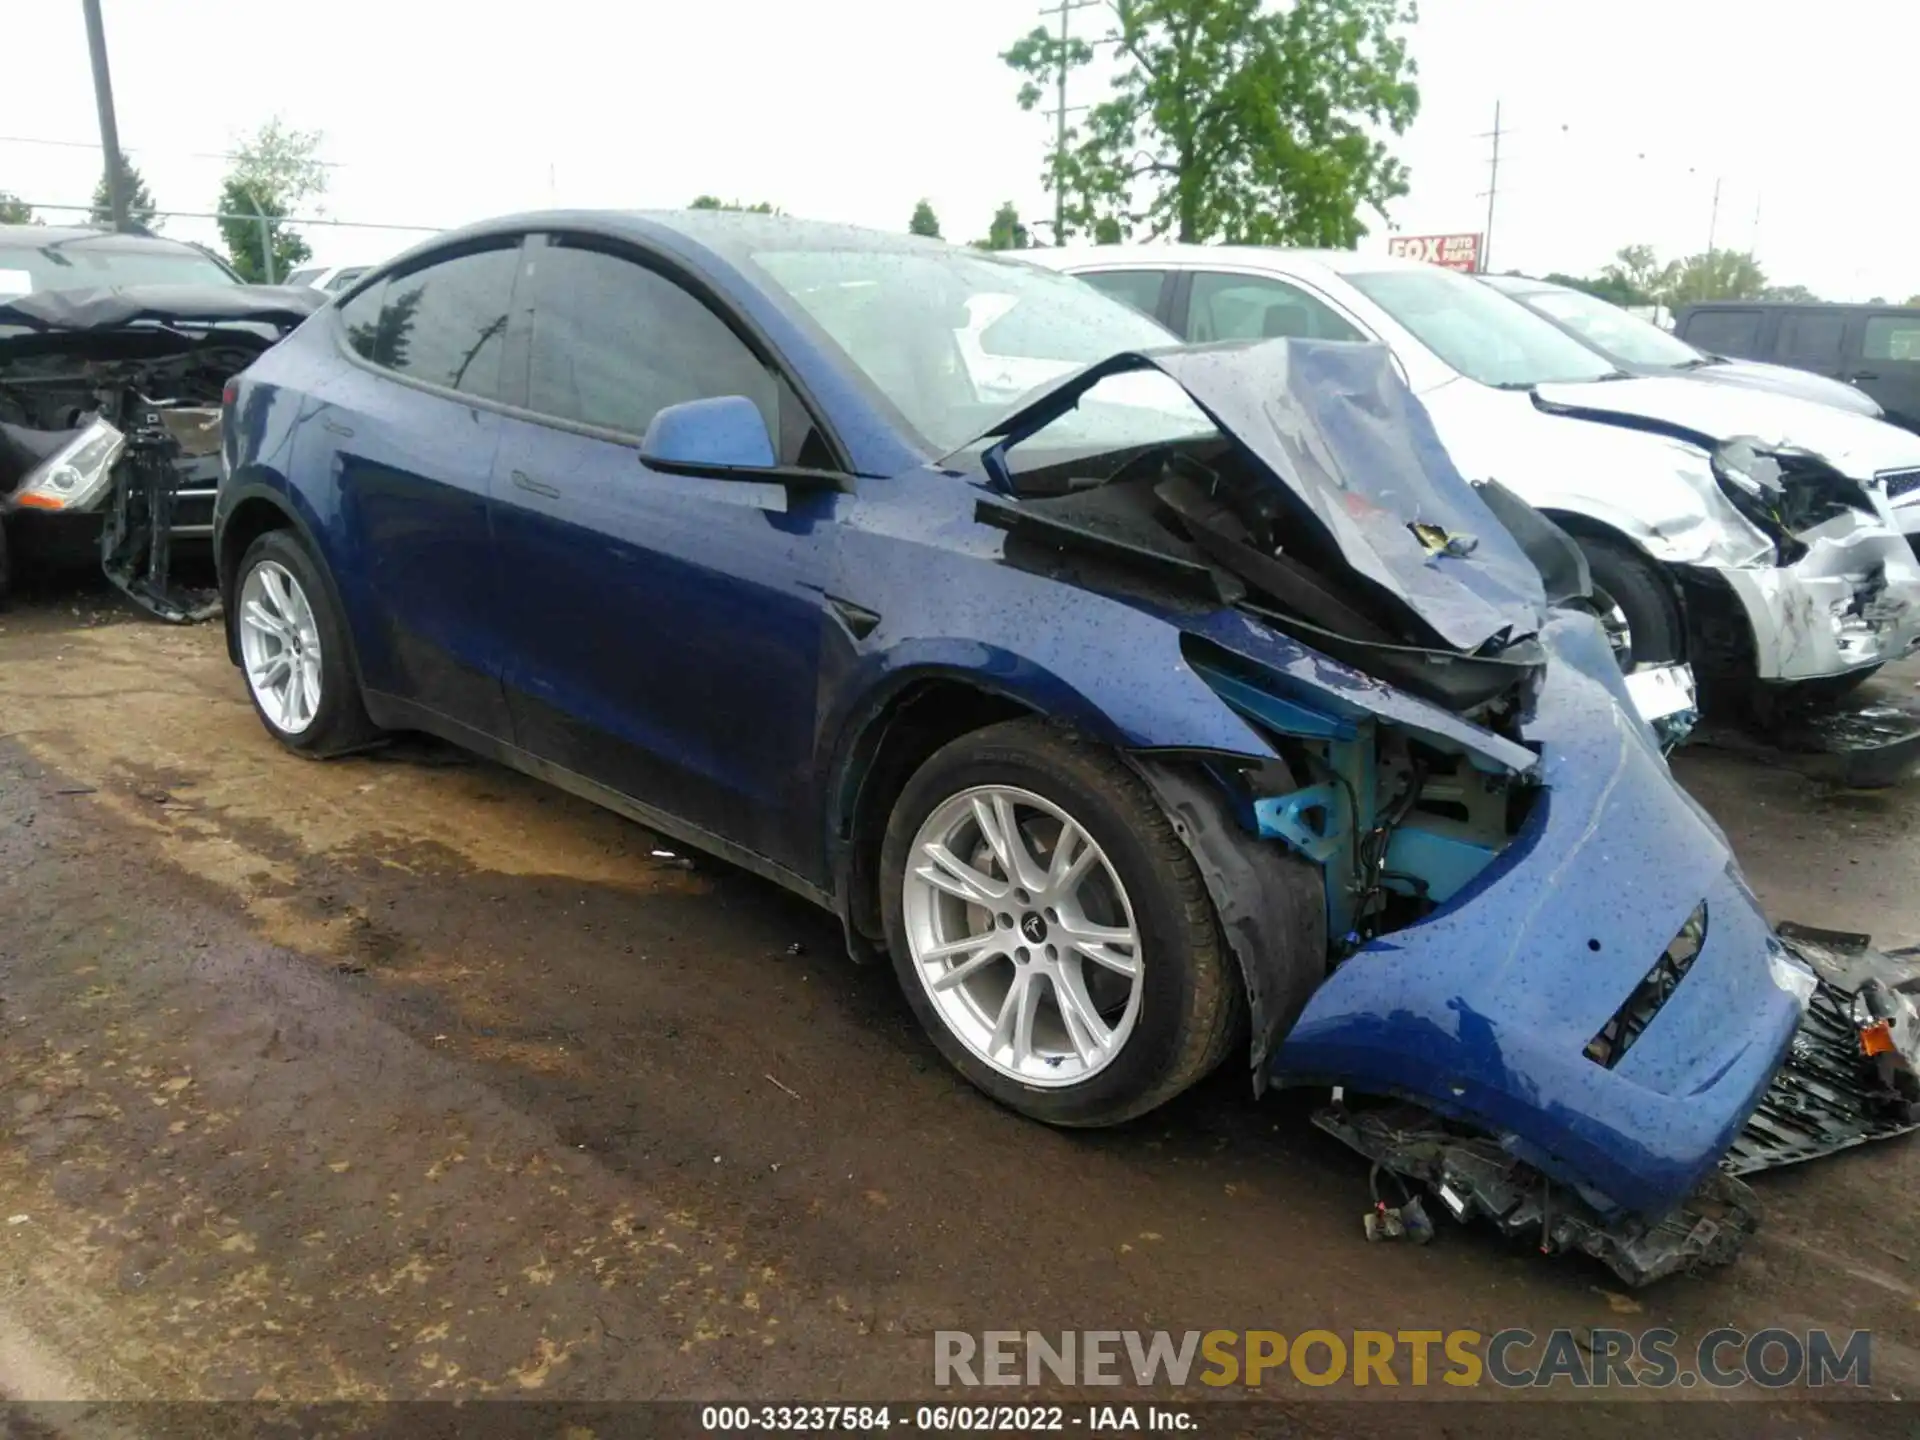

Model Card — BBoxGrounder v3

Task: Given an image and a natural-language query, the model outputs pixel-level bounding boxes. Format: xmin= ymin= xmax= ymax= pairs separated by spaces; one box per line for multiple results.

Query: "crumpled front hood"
xmin=1535 ymin=373 xmax=1920 ymax=479
xmin=0 ymin=283 xmax=322 ymax=355
xmin=970 ymin=339 xmax=1549 ymax=656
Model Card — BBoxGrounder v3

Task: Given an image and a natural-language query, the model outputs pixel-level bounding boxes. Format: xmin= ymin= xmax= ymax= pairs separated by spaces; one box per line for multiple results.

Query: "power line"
xmin=14 ymin=201 xmax=443 ymax=234
xmin=0 ymin=133 xmax=348 ymax=167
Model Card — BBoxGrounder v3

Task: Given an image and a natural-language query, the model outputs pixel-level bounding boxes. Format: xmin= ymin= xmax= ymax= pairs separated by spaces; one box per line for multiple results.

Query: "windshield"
xmin=0 ymin=238 xmax=237 ymax=296
xmin=750 ymin=247 xmax=1209 ymax=453
xmin=1521 ymin=287 xmax=1702 ymax=369
xmin=1346 ymin=267 xmax=1619 ymax=387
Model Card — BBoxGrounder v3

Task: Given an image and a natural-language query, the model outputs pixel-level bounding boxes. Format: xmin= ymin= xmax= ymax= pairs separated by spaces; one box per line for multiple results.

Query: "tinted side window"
xmin=525 ymin=241 xmax=778 ymax=443
xmin=338 ymin=276 xmax=389 ymax=360
xmin=1683 ymin=309 xmax=1763 ymax=358
xmin=371 ymin=246 xmax=518 ymax=399
xmin=1864 ymin=316 xmax=1920 ymax=362
xmin=1778 ymin=309 xmax=1847 ymax=365
xmin=1077 ymin=269 xmax=1169 ymax=322
xmin=1186 ymin=272 xmax=1363 ymax=343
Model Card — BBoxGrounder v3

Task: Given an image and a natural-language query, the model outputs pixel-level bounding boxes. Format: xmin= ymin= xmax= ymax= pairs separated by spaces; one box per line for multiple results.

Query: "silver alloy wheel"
xmin=902 ymin=784 xmax=1143 ymax=1086
xmin=238 ymin=559 xmax=323 ymax=735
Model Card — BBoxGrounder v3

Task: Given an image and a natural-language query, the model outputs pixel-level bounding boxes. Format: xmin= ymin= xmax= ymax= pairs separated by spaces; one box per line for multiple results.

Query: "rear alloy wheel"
xmin=881 ymin=719 xmax=1241 ymax=1127
xmin=234 ymin=529 xmax=378 ymax=756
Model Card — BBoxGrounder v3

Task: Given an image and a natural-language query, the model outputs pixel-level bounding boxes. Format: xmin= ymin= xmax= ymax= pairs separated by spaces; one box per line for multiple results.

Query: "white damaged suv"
xmin=1033 ymin=247 xmax=1920 ymax=697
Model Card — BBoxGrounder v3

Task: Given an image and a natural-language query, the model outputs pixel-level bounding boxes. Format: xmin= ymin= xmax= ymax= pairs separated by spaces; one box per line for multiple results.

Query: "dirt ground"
xmin=4 ymin=577 xmax=1920 ymax=1426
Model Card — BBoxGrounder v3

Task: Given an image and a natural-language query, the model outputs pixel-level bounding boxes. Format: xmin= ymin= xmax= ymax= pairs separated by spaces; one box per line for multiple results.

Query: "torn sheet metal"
xmin=1 ymin=283 xmax=316 ymax=620
xmin=1130 ymin=757 xmax=1327 ymax=1086
xmin=962 ymin=340 xmax=1548 ymax=656
xmin=0 ymin=284 xmax=320 ymax=346
xmin=1711 ymin=510 xmax=1920 ymax=680
xmin=1270 ymin=608 xmax=1807 ymax=1221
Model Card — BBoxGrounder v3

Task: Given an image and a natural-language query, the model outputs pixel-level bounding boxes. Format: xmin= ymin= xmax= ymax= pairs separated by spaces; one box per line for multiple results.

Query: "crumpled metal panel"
xmin=1270 ymin=608 xmax=1812 ymax=1219
xmin=0 ymin=284 xmax=322 ymax=346
xmin=962 ymin=340 xmax=1549 ymax=656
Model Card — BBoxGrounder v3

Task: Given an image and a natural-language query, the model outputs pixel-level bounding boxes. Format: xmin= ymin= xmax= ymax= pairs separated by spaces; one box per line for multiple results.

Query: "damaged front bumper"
xmin=1259 ymin=610 xmax=1916 ymax=1283
xmin=1318 ymin=924 xmax=1920 ymax=1287
xmin=1707 ymin=511 xmax=1920 ymax=681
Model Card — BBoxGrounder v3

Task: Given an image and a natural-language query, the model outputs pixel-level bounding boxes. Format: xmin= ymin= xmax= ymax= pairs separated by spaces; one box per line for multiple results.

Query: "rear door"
xmin=307 ymin=239 xmax=523 ymax=734
xmin=1850 ymin=311 xmax=1920 ymax=432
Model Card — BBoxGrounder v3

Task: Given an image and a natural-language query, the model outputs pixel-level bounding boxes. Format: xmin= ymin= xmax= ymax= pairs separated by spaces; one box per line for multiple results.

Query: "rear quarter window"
xmin=1864 ymin=316 xmax=1920 ymax=362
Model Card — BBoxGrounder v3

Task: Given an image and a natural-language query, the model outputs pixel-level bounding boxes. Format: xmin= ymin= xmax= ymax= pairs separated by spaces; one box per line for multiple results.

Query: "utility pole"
xmin=81 ymin=0 xmax=130 ymax=232
xmin=1479 ymin=100 xmax=1502 ymax=273
xmin=1038 ymin=0 xmax=1099 ymax=246
xmin=1703 ymin=174 xmax=1722 ymax=302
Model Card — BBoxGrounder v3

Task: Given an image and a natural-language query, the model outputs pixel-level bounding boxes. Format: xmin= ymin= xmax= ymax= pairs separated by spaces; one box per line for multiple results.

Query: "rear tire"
xmin=233 ymin=529 xmax=379 ymax=757
xmin=880 ymin=719 xmax=1242 ymax=1128
xmin=1578 ymin=536 xmax=1684 ymax=672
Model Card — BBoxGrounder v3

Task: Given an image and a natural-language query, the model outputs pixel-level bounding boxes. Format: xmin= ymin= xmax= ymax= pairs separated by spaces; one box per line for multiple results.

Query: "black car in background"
xmin=1675 ymin=300 xmax=1920 ymax=435
xmin=1480 ymin=275 xmax=1884 ymax=419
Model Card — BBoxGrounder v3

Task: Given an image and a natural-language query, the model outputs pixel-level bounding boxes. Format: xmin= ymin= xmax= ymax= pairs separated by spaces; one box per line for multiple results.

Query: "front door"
xmin=488 ymin=234 xmax=841 ymax=877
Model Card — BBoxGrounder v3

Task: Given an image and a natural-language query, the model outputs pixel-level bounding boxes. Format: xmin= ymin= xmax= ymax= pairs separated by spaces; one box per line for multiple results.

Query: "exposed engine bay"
xmin=0 ymin=285 xmax=320 ymax=620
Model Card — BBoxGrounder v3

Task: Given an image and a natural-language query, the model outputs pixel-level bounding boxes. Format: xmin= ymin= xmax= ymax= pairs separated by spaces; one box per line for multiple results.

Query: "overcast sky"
xmin=3 ymin=0 xmax=1913 ymax=300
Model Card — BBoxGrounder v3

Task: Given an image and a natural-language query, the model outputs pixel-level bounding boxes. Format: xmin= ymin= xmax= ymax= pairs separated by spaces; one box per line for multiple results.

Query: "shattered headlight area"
xmin=0 ymin=415 xmax=125 ymax=515
xmin=1710 ymin=437 xmax=1879 ymax=563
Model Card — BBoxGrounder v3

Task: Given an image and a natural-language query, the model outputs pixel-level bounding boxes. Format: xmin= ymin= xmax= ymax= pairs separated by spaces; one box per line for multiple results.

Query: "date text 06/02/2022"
xmin=698 ymin=1405 xmax=1192 ymax=1432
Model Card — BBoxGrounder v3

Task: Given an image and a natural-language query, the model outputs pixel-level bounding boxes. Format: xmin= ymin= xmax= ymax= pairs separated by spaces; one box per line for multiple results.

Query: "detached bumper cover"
xmin=1271 ymin=611 xmax=1810 ymax=1220
xmin=1317 ymin=925 xmax=1920 ymax=1287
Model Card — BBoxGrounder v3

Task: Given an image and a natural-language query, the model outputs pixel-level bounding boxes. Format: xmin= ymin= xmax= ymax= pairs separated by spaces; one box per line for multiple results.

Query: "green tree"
xmin=1905 ymin=294 xmax=1920 ymax=308
xmin=1762 ymin=283 xmax=1819 ymax=303
xmin=1598 ymin=245 xmax=1680 ymax=309
xmin=974 ymin=201 xmax=1030 ymax=251
xmin=215 ymin=118 xmax=328 ymax=283
xmin=1005 ymin=0 xmax=1419 ymax=245
xmin=0 ymin=192 xmax=34 ymax=225
xmin=1669 ymin=249 xmax=1767 ymax=306
xmin=89 ymin=150 xmax=158 ymax=229
xmin=1542 ymin=271 xmax=1645 ymax=308
xmin=1092 ymin=216 xmax=1124 ymax=245
xmin=689 ymin=195 xmax=777 ymax=213
xmin=908 ymin=199 xmax=942 ymax=238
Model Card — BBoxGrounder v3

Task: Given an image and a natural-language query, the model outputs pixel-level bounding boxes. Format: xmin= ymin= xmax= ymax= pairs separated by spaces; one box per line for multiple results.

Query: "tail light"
xmin=222 ymin=380 xmax=238 ymax=409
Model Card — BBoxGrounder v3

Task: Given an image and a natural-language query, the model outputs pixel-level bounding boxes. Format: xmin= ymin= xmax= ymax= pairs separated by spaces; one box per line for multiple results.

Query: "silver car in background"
xmin=1033 ymin=246 xmax=1920 ymax=695
xmin=1477 ymin=273 xmax=1885 ymax=420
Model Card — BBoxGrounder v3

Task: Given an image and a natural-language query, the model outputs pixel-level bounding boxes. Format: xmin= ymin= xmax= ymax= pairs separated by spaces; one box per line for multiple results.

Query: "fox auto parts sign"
xmin=1387 ymin=233 xmax=1484 ymax=272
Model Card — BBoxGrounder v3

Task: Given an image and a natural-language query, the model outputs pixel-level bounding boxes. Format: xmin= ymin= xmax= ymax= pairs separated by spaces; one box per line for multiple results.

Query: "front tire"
xmin=1578 ymin=536 xmax=1684 ymax=672
xmin=880 ymin=719 xmax=1242 ymax=1127
xmin=233 ymin=529 xmax=378 ymax=756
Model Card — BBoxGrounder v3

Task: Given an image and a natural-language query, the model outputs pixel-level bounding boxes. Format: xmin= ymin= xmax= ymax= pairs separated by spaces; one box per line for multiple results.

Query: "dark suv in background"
xmin=1675 ymin=301 xmax=1920 ymax=435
